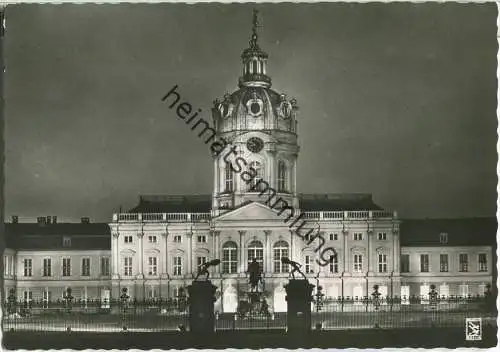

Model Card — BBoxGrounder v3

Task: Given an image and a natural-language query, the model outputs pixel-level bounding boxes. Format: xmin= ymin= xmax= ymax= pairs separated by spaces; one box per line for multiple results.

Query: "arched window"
xmin=224 ymin=167 xmax=233 ymax=193
xmin=277 ymin=161 xmax=287 ymax=192
xmin=273 ymin=240 xmax=289 ymax=273
xmin=222 ymin=241 xmax=238 ymax=274
xmin=247 ymin=240 xmax=264 ymax=270
xmin=252 ymin=60 xmax=258 ymax=74
xmin=248 ymin=161 xmax=264 ymax=191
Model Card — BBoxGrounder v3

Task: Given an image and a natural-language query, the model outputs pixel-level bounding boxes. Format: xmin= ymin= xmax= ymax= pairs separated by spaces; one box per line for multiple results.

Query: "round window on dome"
xmin=250 ymin=102 xmax=261 ymax=115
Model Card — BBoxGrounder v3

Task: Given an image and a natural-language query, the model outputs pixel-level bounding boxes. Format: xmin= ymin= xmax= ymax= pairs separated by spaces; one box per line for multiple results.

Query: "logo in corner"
xmin=465 ymin=318 xmax=482 ymax=341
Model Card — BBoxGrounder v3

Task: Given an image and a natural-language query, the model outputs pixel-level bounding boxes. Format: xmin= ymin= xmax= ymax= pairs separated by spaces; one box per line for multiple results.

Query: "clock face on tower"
xmin=246 ymin=137 xmax=264 ymax=153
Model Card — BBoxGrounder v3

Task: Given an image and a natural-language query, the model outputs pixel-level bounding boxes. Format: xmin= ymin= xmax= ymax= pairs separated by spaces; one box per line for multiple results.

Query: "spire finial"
xmin=250 ymin=9 xmax=259 ymax=49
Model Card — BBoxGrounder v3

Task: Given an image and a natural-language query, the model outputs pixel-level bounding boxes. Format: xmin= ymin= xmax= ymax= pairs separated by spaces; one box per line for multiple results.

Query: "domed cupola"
xmin=239 ymin=9 xmax=271 ymax=88
xmin=210 ymin=10 xmax=300 ymax=215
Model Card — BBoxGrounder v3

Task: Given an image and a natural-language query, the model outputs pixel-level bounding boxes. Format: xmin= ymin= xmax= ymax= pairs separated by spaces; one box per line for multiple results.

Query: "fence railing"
xmin=2 ymin=296 xmax=495 ymax=333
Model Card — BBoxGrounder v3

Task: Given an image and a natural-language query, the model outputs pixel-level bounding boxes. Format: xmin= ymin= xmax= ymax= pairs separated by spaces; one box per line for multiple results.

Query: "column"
xmin=238 ymin=231 xmax=246 ymax=275
xmin=214 ymin=231 xmax=221 ymax=274
xmin=393 ymin=228 xmax=400 ymax=273
xmin=161 ymin=231 xmax=169 ymax=277
xmin=265 ymin=230 xmax=272 ymax=274
xmin=290 ymin=230 xmax=295 ymax=262
xmin=367 ymin=228 xmax=373 ymax=275
xmin=160 ymin=230 xmax=169 ymax=298
xmin=137 ymin=232 xmax=144 ymax=279
xmin=187 ymin=232 xmax=193 ymax=276
xmin=112 ymin=232 xmax=120 ymax=279
xmin=342 ymin=229 xmax=348 ymax=274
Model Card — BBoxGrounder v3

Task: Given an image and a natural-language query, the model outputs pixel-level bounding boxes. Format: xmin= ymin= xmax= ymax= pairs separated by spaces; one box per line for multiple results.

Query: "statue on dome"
xmin=278 ymin=94 xmax=292 ymax=119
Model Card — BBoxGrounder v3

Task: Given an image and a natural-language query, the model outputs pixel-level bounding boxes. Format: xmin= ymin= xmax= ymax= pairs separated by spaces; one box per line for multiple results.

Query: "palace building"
xmin=3 ymin=13 xmax=496 ymax=313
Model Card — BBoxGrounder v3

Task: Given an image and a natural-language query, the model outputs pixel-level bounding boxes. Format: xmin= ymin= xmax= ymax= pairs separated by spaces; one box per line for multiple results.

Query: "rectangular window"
xmin=173 ymin=256 xmax=183 ymax=276
xmin=174 ymin=235 xmax=182 ymax=243
xmin=23 ymin=290 xmax=33 ymax=304
xmin=353 ymin=233 xmax=363 ymax=241
xmin=223 ymin=246 xmax=238 ymax=274
xmin=459 ymin=253 xmax=468 ymax=272
xmin=42 ymin=258 xmax=52 ymax=277
xmin=197 ymin=235 xmax=207 ymax=243
xmin=353 ymin=254 xmax=363 ymax=272
xmin=400 ymin=254 xmax=410 ymax=273
xmin=42 ymin=289 xmax=51 ymax=308
xmin=478 ymin=253 xmax=488 ymax=272
xmin=197 ymin=256 xmax=207 ymax=268
xmin=62 ymin=258 xmax=71 ymax=277
xmin=124 ymin=236 xmax=133 ymax=244
xmin=377 ymin=232 xmax=387 ymax=240
xmin=439 ymin=254 xmax=448 ymax=272
xmin=4 ymin=255 xmax=7 ymax=276
xmin=147 ymin=286 xmax=158 ymax=299
xmin=378 ymin=254 xmax=387 ymax=273
xmin=329 ymin=255 xmax=338 ymax=273
xmin=62 ymin=236 xmax=71 ymax=248
xmin=124 ymin=257 xmax=133 ymax=276
xmin=148 ymin=257 xmax=158 ymax=276
xmin=148 ymin=235 xmax=157 ymax=244
xmin=305 ymin=255 xmax=313 ymax=273
xmin=420 ymin=254 xmax=429 ymax=273
xmin=101 ymin=257 xmax=110 ymax=276
xmin=273 ymin=246 xmax=289 ymax=273
xmin=459 ymin=284 xmax=469 ymax=298
xmin=81 ymin=258 xmax=91 ymax=276
xmin=224 ymin=167 xmax=234 ymax=192
xmin=329 ymin=233 xmax=338 ymax=241
xmin=23 ymin=258 xmax=32 ymax=277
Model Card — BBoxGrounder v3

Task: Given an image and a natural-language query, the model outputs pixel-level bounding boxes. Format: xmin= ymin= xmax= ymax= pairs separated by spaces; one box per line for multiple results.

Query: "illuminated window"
xmin=123 ymin=257 xmax=133 ymax=276
xmin=247 ymin=240 xmax=264 ymax=270
xmin=173 ymin=256 xmax=183 ymax=276
xmin=81 ymin=258 xmax=90 ymax=276
xmin=459 ymin=253 xmax=468 ymax=272
xmin=329 ymin=255 xmax=338 ymax=273
xmin=479 ymin=253 xmax=488 ymax=272
xmin=62 ymin=258 xmax=71 ymax=277
xmin=222 ymin=241 xmax=238 ymax=274
xmin=378 ymin=254 xmax=387 ymax=273
xmin=277 ymin=161 xmax=287 ymax=192
xmin=224 ymin=167 xmax=234 ymax=192
xmin=148 ymin=257 xmax=158 ymax=276
xmin=305 ymin=255 xmax=313 ymax=273
xmin=420 ymin=254 xmax=429 ymax=272
xmin=248 ymin=161 xmax=265 ymax=191
xmin=273 ymin=241 xmax=289 ymax=273
xmin=440 ymin=254 xmax=448 ymax=272
xmin=353 ymin=254 xmax=363 ymax=272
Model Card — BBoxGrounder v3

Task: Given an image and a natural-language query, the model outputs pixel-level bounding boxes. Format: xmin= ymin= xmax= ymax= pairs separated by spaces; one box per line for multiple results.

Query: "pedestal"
xmin=284 ymin=279 xmax=315 ymax=333
xmin=187 ymin=281 xmax=217 ymax=333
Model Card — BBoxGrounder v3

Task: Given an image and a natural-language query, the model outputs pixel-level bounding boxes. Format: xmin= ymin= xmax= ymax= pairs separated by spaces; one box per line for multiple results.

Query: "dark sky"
xmin=4 ymin=3 xmax=498 ymax=222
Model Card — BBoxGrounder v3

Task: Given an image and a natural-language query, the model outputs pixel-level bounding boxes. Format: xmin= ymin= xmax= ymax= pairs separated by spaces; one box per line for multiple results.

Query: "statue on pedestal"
xmin=247 ymin=258 xmax=263 ymax=292
xmin=194 ymin=259 xmax=221 ymax=281
xmin=281 ymin=257 xmax=307 ymax=279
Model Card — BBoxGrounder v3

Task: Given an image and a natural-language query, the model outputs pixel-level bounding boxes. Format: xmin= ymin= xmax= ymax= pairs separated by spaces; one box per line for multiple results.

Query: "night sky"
xmin=4 ymin=3 xmax=498 ymax=222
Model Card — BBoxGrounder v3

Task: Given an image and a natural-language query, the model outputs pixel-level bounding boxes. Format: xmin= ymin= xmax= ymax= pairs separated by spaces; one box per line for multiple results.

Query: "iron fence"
xmin=2 ymin=296 xmax=496 ymax=332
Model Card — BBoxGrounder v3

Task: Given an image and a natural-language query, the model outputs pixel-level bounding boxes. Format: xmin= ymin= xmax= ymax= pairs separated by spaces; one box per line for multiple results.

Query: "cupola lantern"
xmin=239 ymin=9 xmax=271 ymax=88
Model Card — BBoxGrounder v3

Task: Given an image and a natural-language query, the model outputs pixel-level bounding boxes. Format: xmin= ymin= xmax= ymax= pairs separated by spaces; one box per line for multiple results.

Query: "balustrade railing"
xmin=114 ymin=210 xmax=397 ymax=223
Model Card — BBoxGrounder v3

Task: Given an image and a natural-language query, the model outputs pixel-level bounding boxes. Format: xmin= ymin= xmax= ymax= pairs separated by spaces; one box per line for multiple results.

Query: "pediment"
xmin=214 ymin=202 xmax=287 ymax=222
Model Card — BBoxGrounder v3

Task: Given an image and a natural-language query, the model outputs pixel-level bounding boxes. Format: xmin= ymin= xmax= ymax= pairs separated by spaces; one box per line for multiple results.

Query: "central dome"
xmin=211 ymin=10 xmax=298 ymax=135
xmin=212 ymin=86 xmax=298 ymax=134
